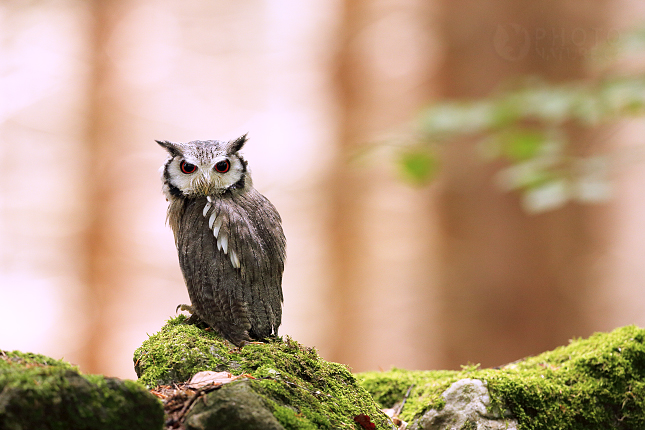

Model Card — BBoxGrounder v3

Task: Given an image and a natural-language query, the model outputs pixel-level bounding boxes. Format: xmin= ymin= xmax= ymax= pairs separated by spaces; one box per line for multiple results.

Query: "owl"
xmin=157 ymin=135 xmax=286 ymax=345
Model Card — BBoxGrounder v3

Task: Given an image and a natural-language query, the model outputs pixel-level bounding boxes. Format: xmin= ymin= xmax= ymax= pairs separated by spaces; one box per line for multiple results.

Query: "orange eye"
xmin=180 ymin=160 xmax=197 ymax=174
xmin=214 ymin=160 xmax=230 ymax=173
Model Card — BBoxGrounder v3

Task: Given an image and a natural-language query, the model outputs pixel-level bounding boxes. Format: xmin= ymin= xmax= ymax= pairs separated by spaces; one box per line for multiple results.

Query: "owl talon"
xmin=176 ymin=304 xmax=194 ymax=314
xmin=234 ymin=340 xmax=265 ymax=349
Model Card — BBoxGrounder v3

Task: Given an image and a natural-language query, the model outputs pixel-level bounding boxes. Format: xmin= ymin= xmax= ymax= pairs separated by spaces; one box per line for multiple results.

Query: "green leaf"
xmin=399 ymin=150 xmax=439 ymax=185
xmin=498 ymin=128 xmax=545 ymax=161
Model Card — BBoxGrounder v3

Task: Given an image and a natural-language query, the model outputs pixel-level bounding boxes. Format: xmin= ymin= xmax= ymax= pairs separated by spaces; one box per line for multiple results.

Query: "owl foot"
xmin=232 ymin=340 xmax=265 ymax=351
xmin=239 ymin=341 xmax=265 ymax=346
xmin=176 ymin=305 xmax=210 ymax=329
xmin=176 ymin=304 xmax=194 ymax=314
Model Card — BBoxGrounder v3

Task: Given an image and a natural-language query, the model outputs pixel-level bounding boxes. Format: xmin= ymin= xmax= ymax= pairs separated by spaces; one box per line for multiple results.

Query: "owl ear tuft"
xmin=227 ymin=134 xmax=248 ymax=153
xmin=156 ymin=140 xmax=183 ymax=156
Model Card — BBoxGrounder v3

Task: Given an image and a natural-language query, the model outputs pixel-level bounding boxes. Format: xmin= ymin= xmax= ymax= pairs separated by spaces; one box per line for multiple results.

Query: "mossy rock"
xmin=358 ymin=325 xmax=645 ymax=429
xmin=184 ymin=380 xmax=287 ymax=430
xmin=134 ymin=316 xmax=394 ymax=429
xmin=0 ymin=350 xmax=164 ymax=430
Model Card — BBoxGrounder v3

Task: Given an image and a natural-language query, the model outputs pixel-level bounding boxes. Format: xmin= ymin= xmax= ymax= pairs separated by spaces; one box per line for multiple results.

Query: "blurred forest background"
xmin=3 ymin=0 xmax=645 ymax=380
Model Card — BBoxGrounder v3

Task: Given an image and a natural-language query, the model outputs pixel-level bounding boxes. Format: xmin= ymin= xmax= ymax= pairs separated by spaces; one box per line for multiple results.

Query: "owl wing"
xmin=200 ymin=189 xmax=286 ymax=339
xmin=177 ymin=198 xmax=253 ymax=344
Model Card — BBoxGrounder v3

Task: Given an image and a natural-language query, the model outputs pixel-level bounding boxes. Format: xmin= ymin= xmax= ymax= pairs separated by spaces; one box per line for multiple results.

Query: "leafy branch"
xmin=397 ymin=27 xmax=645 ymax=213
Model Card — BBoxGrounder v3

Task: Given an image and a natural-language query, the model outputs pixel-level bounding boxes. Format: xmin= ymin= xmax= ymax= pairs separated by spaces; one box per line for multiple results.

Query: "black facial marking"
xmin=239 ymin=157 xmax=248 ymax=173
xmin=230 ymin=176 xmax=245 ymax=190
xmin=163 ymin=163 xmax=173 ymax=183
xmin=163 ymin=161 xmax=185 ymax=198
xmin=168 ymin=183 xmax=183 ymax=198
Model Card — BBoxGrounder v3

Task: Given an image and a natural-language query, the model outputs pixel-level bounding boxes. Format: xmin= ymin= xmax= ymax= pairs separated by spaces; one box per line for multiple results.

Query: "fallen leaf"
xmin=187 ymin=371 xmax=234 ymax=389
xmin=354 ymin=414 xmax=376 ymax=430
xmin=186 ymin=371 xmax=256 ymax=389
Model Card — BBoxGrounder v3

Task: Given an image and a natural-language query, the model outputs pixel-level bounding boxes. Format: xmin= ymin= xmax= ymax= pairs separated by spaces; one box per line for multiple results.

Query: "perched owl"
xmin=157 ymin=135 xmax=286 ymax=345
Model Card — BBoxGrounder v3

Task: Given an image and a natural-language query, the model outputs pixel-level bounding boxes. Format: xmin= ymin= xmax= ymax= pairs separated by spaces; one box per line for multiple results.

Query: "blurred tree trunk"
xmin=330 ymin=0 xmax=440 ymax=371
xmin=82 ymin=0 xmax=124 ymax=374
xmin=435 ymin=0 xmax=611 ymax=368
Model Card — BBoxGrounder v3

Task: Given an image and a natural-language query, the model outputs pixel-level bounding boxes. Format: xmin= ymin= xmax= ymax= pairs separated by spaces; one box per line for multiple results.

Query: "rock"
xmin=134 ymin=315 xmax=395 ymax=429
xmin=0 ymin=350 xmax=164 ymax=430
xmin=412 ymin=379 xmax=518 ymax=430
xmin=184 ymin=380 xmax=285 ymax=430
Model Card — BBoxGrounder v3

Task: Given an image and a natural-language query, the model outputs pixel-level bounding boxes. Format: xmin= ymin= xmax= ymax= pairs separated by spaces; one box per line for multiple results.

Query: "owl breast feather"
xmin=175 ymin=189 xmax=285 ymax=344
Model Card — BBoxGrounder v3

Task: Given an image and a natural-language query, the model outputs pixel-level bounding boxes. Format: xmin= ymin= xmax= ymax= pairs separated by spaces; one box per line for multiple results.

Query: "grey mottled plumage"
xmin=157 ymin=135 xmax=286 ymax=345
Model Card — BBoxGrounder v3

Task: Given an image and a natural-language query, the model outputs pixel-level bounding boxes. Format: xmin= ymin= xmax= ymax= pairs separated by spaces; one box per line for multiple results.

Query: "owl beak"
xmin=191 ymin=173 xmax=213 ymax=196
xmin=191 ymin=171 xmax=223 ymax=196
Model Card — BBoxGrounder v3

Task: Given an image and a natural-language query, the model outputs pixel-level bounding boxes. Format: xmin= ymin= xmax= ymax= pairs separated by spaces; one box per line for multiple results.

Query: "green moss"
xmin=134 ymin=315 xmax=233 ymax=386
xmin=134 ymin=316 xmax=394 ymax=429
xmin=271 ymin=404 xmax=319 ymax=430
xmin=0 ymin=350 xmax=164 ymax=430
xmin=0 ymin=350 xmax=77 ymax=370
xmin=357 ymin=368 xmax=474 ymax=420
xmin=358 ymin=325 xmax=645 ymax=429
xmin=460 ymin=419 xmax=477 ymax=430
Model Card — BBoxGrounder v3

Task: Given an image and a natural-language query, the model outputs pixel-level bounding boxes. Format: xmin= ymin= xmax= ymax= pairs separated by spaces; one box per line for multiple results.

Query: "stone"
xmin=184 ymin=380 xmax=285 ymax=430
xmin=412 ymin=379 xmax=518 ymax=430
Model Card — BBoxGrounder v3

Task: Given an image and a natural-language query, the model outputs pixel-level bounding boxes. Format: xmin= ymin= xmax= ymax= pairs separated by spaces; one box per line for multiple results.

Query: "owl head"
xmin=157 ymin=134 xmax=250 ymax=199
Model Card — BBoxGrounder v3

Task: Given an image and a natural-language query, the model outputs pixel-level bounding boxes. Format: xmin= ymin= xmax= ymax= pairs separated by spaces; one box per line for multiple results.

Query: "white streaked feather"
xmin=218 ymin=235 xmax=228 ymax=254
xmin=221 ymin=235 xmax=229 ymax=254
xmin=212 ymin=217 xmax=223 ymax=237
xmin=217 ymin=233 xmax=228 ymax=252
xmin=208 ymin=212 xmax=217 ymax=229
xmin=230 ymin=249 xmax=240 ymax=269
xmin=202 ymin=202 xmax=212 ymax=217
xmin=207 ymin=195 xmax=214 ymax=203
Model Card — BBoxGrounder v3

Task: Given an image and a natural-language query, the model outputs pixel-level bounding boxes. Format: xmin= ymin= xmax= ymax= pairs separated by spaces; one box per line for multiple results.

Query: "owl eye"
xmin=214 ymin=160 xmax=230 ymax=173
xmin=180 ymin=160 xmax=197 ymax=174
